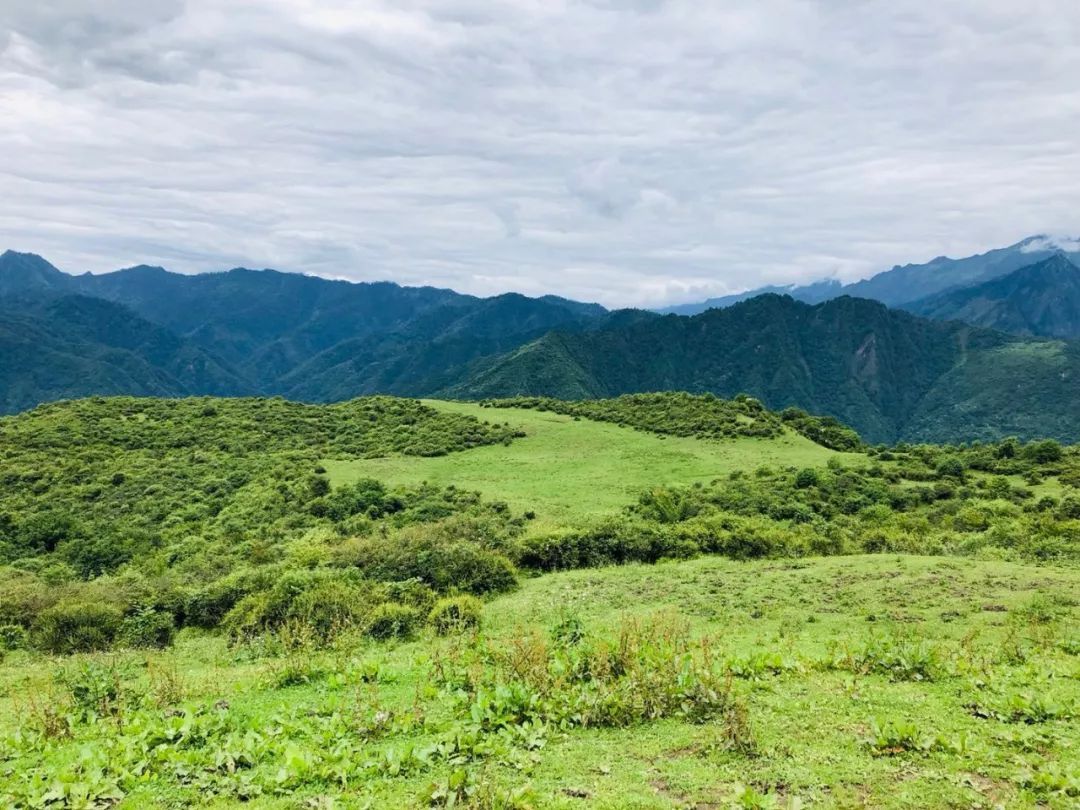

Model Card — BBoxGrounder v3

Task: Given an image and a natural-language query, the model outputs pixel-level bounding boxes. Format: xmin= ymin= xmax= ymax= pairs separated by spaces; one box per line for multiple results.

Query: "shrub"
xmin=1024 ymin=439 xmax=1063 ymax=464
xmin=118 ymin=607 xmax=176 ymax=649
xmin=0 ymin=623 xmax=29 ymax=651
xmin=222 ymin=569 xmax=378 ymax=644
xmin=366 ymin=603 xmax=422 ymax=640
xmin=430 ymin=595 xmax=483 ymax=635
xmin=186 ymin=567 xmax=281 ymax=629
xmin=936 ymin=458 xmax=965 ymax=479
xmin=34 ymin=601 xmax=123 ymax=654
xmin=794 ymin=468 xmax=821 ymax=489
xmin=348 ymin=533 xmax=519 ymax=595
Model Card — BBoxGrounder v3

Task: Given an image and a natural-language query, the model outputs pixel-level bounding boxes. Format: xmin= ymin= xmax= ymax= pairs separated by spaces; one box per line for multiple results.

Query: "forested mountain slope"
xmin=905 ymin=254 xmax=1080 ymax=338
xmin=0 ymin=293 xmax=246 ymax=414
xmin=447 ymin=294 xmax=1080 ymax=444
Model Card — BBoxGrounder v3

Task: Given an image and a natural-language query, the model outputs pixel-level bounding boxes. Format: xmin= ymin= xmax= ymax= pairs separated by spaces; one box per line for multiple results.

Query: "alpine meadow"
xmin=4 ymin=2 xmax=1080 ymax=809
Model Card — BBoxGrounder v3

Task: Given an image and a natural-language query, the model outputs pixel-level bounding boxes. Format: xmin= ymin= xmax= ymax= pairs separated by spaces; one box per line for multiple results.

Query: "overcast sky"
xmin=2 ymin=1 xmax=1079 ymax=307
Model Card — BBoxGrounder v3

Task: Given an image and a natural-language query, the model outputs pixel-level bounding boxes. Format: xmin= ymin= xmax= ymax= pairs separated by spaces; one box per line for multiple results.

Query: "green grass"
xmin=324 ymin=401 xmax=852 ymax=531
xmin=3 ymin=554 xmax=1076 ymax=808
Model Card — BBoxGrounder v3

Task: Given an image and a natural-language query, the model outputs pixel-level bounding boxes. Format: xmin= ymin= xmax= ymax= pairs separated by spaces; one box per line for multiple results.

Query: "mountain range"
xmin=661 ymin=235 xmax=1079 ymax=316
xmin=2 ymin=241 xmax=1080 ymax=443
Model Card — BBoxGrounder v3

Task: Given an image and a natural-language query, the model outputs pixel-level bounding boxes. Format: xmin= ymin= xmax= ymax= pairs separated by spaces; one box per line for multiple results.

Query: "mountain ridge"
xmin=904 ymin=254 xmax=1080 ymax=338
xmin=444 ymin=293 xmax=1080 ymax=444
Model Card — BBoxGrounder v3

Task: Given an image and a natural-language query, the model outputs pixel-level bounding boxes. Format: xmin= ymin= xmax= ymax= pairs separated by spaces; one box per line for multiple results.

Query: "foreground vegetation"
xmin=1 ymin=555 xmax=1076 ymax=808
xmin=0 ymin=392 xmax=1077 ymax=807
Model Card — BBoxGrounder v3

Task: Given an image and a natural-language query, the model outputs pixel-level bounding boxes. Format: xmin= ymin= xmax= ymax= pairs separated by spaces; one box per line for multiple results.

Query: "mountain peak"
xmin=0 ymin=250 xmax=69 ymax=294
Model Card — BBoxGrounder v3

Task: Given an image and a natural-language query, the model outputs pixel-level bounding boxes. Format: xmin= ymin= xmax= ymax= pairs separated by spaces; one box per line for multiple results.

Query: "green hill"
xmin=447 ymin=295 xmax=1080 ymax=444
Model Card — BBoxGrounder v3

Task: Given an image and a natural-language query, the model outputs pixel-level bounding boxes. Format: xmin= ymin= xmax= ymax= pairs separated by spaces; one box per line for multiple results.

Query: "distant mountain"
xmin=905 ymin=254 xmax=1080 ymax=338
xmin=5 ymin=248 xmax=1080 ymax=445
xmin=658 ymin=235 xmax=1078 ymax=315
xmin=0 ymin=250 xmax=608 ymax=413
xmin=0 ymin=250 xmax=72 ymax=296
xmin=658 ymin=279 xmax=842 ymax=316
xmin=843 ymin=236 xmax=1074 ymax=307
xmin=446 ymin=294 xmax=1080 ymax=445
xmin=0 ymin=292 xmax=246 ymax=415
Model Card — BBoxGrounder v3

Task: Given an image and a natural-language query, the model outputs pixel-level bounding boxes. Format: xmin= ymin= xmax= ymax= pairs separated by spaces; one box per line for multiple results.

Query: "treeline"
xmin=480 ymin=392 xmax=864 ymax=451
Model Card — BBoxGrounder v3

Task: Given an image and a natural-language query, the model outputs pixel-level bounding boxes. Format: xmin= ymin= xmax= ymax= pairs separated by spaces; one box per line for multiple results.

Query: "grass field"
xmin=3 ymin=554 xmax=1076 ymax=808
xmin=4 ymin=397 xmax=1078 ymax=808
xmin=323 ymin=401 xmax=852 ymax=530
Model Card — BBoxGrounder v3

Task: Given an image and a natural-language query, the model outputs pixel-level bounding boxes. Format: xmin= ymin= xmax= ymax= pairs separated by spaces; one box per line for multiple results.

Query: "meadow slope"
xmin=324 ymin=400 xmax=851 ymax=530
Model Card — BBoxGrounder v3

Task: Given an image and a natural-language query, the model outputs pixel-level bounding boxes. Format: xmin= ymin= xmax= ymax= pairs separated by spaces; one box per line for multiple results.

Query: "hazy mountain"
xmin=446 ymin=294 xmax=1080 ymax=444
xmin=658 ymin=279 xmax=843 ymax=316
xmin=905 ymin=254 xmax=1080 ymax=338
xmin=658 ymin=235 xmax=1078 ymax=315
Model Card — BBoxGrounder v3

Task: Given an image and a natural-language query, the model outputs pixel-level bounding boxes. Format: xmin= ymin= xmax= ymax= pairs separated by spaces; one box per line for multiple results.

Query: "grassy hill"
xmin=323 ymin=400 xmax=850 ymax=530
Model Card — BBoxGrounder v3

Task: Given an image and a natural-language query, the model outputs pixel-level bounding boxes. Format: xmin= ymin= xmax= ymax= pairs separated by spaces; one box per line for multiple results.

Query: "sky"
xmin=1 ymin=1 xmax=1079 ymax=308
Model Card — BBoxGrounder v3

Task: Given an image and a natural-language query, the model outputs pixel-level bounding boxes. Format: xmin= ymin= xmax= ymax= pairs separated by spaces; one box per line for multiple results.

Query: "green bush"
xmin=0 ymin=623 xmax=29 ymax=651
xmin=222 ymin=569 xmax=378 ymax=643
xmin=347 ymin=534 xmax=519 ymax=595
xmin=430 ymin=595 xmax=483 ymax=635
xmin=118 ymin=607 xmax=176 ymax=649
xmin=794 ymin=468 xmax=821 ymax=489
xmin=366 ymin=603 xmax=422 ymax=640
xmin=34 ymin=601 xmax=122 ymax=654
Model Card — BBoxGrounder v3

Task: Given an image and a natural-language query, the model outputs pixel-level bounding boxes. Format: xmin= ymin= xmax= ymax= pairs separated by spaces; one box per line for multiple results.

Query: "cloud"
xmin=1022 ymin=235 xmax=1080 ymax=253
xmin=1 ymin=0 xmax=1079 ymax=307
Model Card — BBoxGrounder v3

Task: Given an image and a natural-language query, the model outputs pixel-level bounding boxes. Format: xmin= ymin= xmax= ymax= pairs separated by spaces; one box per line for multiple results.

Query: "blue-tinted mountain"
xmin=659 ymin=236 xmax=1077 ymax=315
xmin=658 ymin=279 xmax=842 ymax=315
xmin=905 ymin=254 xmax=1080 ymax=338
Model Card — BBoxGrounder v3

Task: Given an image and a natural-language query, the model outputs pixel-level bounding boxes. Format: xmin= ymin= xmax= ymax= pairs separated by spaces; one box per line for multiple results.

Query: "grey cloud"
xmin=1 ymin=0 xmax=1079 ymax=307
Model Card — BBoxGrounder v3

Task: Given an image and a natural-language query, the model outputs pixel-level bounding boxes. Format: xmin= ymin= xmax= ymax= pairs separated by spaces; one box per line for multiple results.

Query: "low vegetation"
xmin=481 ymin=393 xmax=864 ymax=451
xmin=0 ymin=392 xmax=1077 ymax=807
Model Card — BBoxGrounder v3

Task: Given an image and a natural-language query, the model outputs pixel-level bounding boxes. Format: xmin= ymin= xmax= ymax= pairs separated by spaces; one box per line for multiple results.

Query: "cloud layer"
xmin=2 ymin=1 xmax=1079 ymax=306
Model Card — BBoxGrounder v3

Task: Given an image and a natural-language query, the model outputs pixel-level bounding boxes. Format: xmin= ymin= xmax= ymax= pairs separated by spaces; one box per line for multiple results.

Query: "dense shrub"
xmin=34 ymin=601 xmax=123 ymax=654
xmin=340 ymin=530 xmax=519 ymax=595
xmin=222 ymin=570 xmax=378 ymax=643
xmin=118 ymin=607 xmax=176 ymax=649
xmin=0 ymin=624 xmax=28 ymax=651
xmin=366 ymin=603 xmax=423 ymax=640
xmin=430 ymin=595 xmax=483 ymax=635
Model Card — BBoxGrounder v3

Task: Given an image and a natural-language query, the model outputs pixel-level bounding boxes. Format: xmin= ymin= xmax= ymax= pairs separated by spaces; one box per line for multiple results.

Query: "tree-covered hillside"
xmin=906 ymin=254 xmax=1080 ymax=338
xmin=448 ymin=295 xmax=1080 ymax=444
xmin=6 ymin=250 xmax=1080 ymax=446
xmin=0 ymin=251 xmax=607 ymax=407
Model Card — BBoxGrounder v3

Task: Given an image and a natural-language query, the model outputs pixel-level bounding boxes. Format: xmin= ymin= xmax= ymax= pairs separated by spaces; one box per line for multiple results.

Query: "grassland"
xmin=2 ymin=394 xmax=1078 ymax=809
xmin=2 ymin=554 xmax=1076 ymax=808
xmin=324 ymin=401 xmax=851 ymax=530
